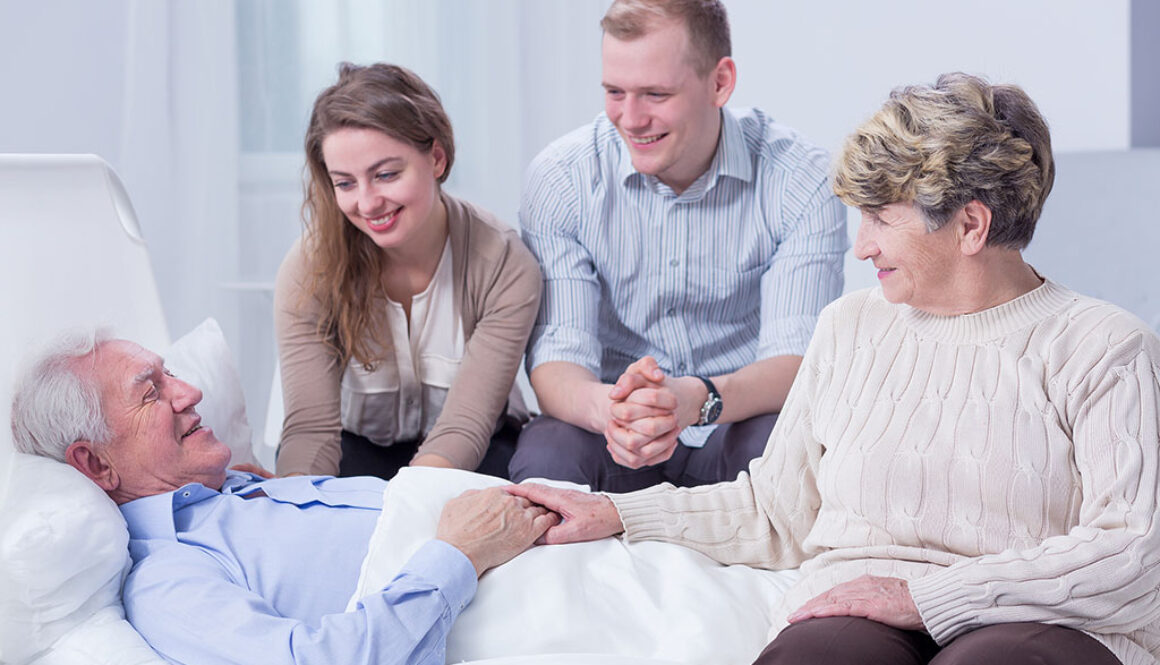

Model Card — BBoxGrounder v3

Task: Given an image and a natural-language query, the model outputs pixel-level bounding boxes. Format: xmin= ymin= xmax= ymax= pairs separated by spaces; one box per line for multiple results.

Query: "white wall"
xmin=729 ymin=0 xmax=1131 ymax=155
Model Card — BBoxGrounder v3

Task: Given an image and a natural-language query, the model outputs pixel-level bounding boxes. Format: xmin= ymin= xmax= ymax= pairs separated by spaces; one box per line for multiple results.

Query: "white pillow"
xmin=164 ymin=317 xmax=256 ymax=467
xmin=0 ymin=454 xmax=155 ymax=664
xmin=350 ymin=468 xmax=801 ymax=665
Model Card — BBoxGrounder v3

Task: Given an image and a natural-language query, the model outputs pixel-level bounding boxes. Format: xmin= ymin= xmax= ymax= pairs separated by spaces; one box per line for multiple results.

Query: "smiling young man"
xmin=512 ymin=0 xmax=848 ymax=492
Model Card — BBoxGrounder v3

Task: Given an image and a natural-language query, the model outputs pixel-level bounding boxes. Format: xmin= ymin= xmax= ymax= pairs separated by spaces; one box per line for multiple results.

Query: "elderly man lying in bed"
xmin=10 ymin=331 xmax=558 ymax=665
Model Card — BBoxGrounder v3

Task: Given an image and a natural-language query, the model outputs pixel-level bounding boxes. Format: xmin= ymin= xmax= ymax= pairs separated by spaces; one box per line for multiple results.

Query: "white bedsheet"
xmin=349 ymin=468 xmax=799 ymax=665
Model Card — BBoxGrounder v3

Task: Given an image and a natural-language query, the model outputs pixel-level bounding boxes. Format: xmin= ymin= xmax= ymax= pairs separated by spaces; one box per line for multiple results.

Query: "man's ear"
xmin=711 ymin=56 xmax=737 ymax=108
xmin=958 ymin=200 xmax=992 ymax=256
xmin=65 ymin=440 xmax=119 ymax=492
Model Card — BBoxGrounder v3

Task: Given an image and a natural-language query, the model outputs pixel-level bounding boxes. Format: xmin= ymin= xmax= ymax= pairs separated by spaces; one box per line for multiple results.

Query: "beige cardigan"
xmin=273 ymin=192 xmax=542 ymax=476
xmin=613 ymin=282 xmax=1160 ymax=665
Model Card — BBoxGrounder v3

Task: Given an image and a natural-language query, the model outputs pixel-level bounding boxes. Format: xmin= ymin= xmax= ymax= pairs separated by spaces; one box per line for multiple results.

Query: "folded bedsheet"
xmin=349 ymin=468 xmax=800 ymax=665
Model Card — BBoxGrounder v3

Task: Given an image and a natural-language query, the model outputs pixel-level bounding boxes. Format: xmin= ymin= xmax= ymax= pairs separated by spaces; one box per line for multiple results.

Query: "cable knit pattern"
xmin=611 ymin=280 xmax=1160 ymax=665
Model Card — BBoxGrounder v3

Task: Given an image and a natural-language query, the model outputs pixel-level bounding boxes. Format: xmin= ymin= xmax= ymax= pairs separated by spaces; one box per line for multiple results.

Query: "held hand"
xmin=505 ymin=483 xmax=623 ymax=545
xmin=229 ymin=462 xmax=275 ymax=479
xmin=787 ymin=575 xmax=924 ymax=631
xmin=435 ymin=487 xmax=560 ymax=577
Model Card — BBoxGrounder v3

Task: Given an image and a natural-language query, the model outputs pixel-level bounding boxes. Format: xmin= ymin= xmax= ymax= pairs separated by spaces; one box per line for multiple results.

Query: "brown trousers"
xmin=754 ymin=617 xmax=1121 ymax=665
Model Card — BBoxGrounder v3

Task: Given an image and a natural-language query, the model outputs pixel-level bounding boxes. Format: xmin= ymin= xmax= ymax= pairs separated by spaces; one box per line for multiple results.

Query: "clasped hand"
xmin=603 ymin=356 xmax=702 ymax=469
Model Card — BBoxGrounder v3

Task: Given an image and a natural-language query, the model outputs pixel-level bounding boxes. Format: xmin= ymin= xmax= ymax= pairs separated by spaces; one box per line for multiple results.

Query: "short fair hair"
xmin=601 ymin=0 xmax=731 ymax=76
xmin=833 ymin=72 xmax=1055 ymax=250
xmin=10 ymin=329 xmax=113 ymax=462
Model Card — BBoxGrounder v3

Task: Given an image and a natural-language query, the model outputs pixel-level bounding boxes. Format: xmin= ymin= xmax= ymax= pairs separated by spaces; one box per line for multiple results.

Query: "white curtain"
xmin=117 ymin=0 xmax=240 ymax=344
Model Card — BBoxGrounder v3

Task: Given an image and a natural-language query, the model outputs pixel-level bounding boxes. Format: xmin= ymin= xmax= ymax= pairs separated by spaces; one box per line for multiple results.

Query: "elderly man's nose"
xmin=170 ymin=376 xmax=203 ymax=411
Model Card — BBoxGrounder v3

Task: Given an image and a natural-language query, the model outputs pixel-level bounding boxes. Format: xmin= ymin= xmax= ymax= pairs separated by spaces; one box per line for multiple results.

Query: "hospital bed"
xmin=2 ymin=150 xmax=1159 ymax=665
xmin=0 ymin=154 xmax=798 ymax=665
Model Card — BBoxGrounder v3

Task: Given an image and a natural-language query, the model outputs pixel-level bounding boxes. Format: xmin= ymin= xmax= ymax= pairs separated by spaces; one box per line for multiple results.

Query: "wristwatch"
xmin=694 ymin=376 xmax=723 ymax=426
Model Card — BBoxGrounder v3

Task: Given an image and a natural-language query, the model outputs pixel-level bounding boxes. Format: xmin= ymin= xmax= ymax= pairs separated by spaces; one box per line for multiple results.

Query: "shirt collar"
xmin=715 ymin=108 xmax=753 ymax=184
xmin=616 ymin=108 xmax=753 ymax=196
xmin=120 ymin=470 xmax=262 ymax=541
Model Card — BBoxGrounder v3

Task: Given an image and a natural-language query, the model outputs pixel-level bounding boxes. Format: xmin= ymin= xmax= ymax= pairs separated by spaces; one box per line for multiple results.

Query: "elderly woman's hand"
xmin=787 ymin=575 xmax=924 ymax=631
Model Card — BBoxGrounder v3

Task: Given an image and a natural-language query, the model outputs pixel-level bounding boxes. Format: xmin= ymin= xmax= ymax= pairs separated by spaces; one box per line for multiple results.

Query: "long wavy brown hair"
xmin=301 ymin=62 xmax=455 ymax=369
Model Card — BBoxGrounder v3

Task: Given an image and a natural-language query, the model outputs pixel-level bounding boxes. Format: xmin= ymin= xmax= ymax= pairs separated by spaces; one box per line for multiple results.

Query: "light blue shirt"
xmin=119 ymin=472 xmax=476 ymax=665
xmin=521 ymin=108 xmax=847 ymax=445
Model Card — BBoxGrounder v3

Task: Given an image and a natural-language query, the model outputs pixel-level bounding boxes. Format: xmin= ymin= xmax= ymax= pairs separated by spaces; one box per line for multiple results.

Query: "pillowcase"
xmin=164 ymin=317 xmax=256 ymax=467
xmin=0 ymin=317 xmax=253 ymax=665
xmin=0 ymin=454 xmax=158 ymax=664
xmin=349 ymin=468 xmax=801 ymax=665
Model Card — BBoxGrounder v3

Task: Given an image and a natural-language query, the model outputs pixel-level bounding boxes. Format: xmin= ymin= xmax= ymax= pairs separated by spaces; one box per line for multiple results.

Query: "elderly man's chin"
xmin=182 ymin=426 xmax=233 ymax=465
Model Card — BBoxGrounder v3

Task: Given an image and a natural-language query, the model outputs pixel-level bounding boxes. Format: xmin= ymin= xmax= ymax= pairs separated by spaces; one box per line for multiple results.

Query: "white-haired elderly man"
xmin=11 ymin=331 xmax=558 ymax=665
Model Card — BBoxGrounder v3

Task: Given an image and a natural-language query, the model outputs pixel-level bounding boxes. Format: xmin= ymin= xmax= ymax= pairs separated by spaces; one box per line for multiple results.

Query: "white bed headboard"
xmin=0 ymin=153 xmax=170 ymax=501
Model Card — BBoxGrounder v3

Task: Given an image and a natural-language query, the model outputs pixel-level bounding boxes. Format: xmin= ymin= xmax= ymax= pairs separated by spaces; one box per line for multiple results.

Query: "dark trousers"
xmin=337 ymin=418 xmax=519 ymax=481
xmin=753 ymin=617 xmax=1119 ymax=665
xmin=508 ymin=413 xmax=777 ymax=492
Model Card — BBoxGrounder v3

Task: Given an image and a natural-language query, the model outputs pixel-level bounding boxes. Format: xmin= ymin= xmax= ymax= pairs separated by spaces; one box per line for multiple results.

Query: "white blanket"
xmin=348 ymin=468 xmax=799 ymax=665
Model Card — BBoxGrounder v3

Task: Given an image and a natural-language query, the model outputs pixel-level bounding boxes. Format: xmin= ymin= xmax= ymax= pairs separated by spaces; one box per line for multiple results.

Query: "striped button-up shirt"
xmin=521 ymin=108 xmax=847 ymax=444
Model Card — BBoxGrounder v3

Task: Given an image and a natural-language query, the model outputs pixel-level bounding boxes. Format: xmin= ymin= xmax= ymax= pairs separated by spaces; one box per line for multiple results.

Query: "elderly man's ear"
xmin=66 ymin=441 xmax=120 ymax=492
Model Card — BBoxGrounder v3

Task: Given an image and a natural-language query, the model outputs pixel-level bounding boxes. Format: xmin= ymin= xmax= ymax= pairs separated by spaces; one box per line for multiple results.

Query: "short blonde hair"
xmin=601 ymin=0 xmax=730 ymax=76
xmin=833 ymin=72 xmax=1054 ymax=249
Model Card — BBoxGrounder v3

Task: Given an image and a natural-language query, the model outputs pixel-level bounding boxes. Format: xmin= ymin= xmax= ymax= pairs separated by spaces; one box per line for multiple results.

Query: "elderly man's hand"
xmin=787 ymin=575 xmax=924 ymax=631
xmin=435 ymin=487 xmax=560 ymax=577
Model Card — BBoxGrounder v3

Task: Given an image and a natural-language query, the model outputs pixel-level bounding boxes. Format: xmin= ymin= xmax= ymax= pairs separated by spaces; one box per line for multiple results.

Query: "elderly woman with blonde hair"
xmin=510 ymin=73 xmax=1160 ymax=665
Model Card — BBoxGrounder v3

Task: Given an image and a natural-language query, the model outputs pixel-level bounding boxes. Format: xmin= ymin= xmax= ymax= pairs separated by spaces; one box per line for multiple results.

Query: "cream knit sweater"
xmin=612 ymin=281 xmax=1160 ymax=664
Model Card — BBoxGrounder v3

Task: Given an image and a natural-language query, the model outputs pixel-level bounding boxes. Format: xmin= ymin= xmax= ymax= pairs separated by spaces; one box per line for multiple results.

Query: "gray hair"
xmin=833 ymin=72 xmax=1054 ymax=250
xmin=10 ymin=329 xmax=113 ymax=461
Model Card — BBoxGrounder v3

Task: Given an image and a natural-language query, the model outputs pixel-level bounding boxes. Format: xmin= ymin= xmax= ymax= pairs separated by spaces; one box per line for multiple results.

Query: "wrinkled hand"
xmin=604 ymin=357 xmax=682 ymax=468
xmin=436 ymin=487 xmax=560 ymax=577
xmin=229 ymin=462 xmax=274 ymax=479
xmin=505 ymin=483 xmax=623 ymax=545
xmin=787 ymin=575 xmax=924 ymax=631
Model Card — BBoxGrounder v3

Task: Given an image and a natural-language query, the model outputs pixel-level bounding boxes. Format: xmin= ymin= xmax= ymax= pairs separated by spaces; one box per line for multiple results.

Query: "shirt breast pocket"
xmin=419 ymin=353 xmax=462 ymax=389
xmin=698 ymin=263 xmax=766 ymax=310
xmin=341 ymin=363 xmax=401 ymax=444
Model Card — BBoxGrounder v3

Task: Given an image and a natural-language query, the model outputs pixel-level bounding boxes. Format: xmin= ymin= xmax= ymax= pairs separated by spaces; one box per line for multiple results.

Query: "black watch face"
xmin=706 ymin=399 xmax=723 ymax=424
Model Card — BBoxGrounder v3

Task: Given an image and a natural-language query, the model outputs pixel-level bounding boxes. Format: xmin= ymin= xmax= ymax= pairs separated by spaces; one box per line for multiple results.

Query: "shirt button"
xmin=666 ymin=307 xmax=676 ymax=316
xmin=669 ymin=258 xmax=679 ymax=267
xmin=678 ymin=362 xmax=687 ymax=372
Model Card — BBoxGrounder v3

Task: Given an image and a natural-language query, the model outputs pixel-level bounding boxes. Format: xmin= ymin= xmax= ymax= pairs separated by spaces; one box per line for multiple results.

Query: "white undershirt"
xmin=339 ymin=239 xmax=464 ymax=444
